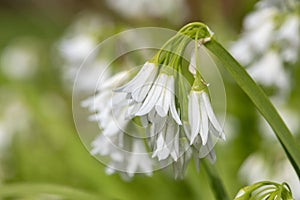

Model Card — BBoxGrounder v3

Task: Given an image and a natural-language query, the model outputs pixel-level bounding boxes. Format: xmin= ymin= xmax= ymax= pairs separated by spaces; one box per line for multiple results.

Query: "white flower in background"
xmin=0 ymin=98 xmax=31 ymax=150
xmin=247 ymin=51 xmax=289 ymax=90
xmin=58 ymin=13 xmax=114 ymax=90
xmin=105 ymin=0 xmax=187 ymax=23
xmin=230 ymin=0 xmax=300 ymax=99
xmin=1 ymin=39 xmax=38 ymax=80
xmin=277 ymin=14 xmax=300 ymax=63
xmin=187 ymin=90 xmax=225 ymax=145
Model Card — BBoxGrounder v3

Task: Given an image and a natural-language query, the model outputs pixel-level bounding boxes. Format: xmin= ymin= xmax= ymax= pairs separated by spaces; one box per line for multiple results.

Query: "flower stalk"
xmin=203 ymin=160 xmax=229 ymax=200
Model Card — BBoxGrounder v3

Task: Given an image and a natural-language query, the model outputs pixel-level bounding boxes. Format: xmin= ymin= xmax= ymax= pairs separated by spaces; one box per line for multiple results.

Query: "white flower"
xmin=83 ymin=70 xmax=154 ymax=177
xmin=247 ymin=50 xmax=289 ymax=91
xmin=135 ymin=73 xmax=181 ymax=125
xmin=91 ymin=133 xmax=153 ymax=178
xmin=115 ymin=63 xmax=181 ymax=124
xmin=230 ymin=0 xmax=300 ymax=100
xmin=126 ymin=139 xmax=153 ymax=177
xmin=1 ymin=40 xmax=38 ymax=80
xmin=188 ymin=90 xmax=225 ymax=145
xmin=82 ymin=71 xmax=130 ymax=133
xmin=115 ymin=62 xmax=183 ymax=162
xmin=277 ymin=15 xmax=300 ymax=63
xmin=151 ymin=116 xmax=180 ymax=161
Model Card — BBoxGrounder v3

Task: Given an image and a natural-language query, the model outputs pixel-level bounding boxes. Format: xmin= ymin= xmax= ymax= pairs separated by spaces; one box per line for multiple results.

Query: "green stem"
xmin=204 ymin=39 xmax=300 ymax=178
xmin=202 ymin=160 xmax=230 ymax=200
xmin=0 ymin=183 xmax=104 ymax=200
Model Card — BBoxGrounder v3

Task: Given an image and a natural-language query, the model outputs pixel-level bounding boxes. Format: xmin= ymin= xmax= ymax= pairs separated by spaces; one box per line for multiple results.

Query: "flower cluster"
xmin=84 ymin=22 xmax=225 ymax=178
xmin=230 ymin=0 xmax=300 ymax=99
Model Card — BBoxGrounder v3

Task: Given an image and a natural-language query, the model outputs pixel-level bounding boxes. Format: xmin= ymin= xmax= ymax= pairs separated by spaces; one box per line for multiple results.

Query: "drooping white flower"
xmin=115 ymin=63 xmax=181 ymax=125
xmin=135 ymin=73 xmax=181 ymax=125
xmin=151 ymin=116 xmax=180 ymax=161
xmin=91 ymin=133 xmax=153 ymax=178
xmin=187 ymin=90 xmax=225 ymax=146
xmin=115 ymin=63 xmax=182 ymax=162
xmin=82 ymin=70 xmax=154 ymax=177
xmin=82 ymin=22 xmax=227 ymax=178
xmin=126 ymin=139 xmax=153 ymax=177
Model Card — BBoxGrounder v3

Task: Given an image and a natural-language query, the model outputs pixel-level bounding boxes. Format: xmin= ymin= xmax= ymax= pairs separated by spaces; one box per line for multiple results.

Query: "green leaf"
xmin=0 ymin=183 xmax=106 ymax=200
xmin=205 ymin=39 xmax=300 ymax=178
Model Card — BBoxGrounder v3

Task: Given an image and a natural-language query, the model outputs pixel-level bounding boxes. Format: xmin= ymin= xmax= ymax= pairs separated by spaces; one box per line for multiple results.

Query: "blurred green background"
xmin=0 ymin=0 xmax=299 ymax=199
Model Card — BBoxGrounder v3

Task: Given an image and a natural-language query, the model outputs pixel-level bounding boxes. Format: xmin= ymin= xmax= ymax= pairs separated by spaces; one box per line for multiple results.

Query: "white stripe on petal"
xmin=200 ymin=95 xmax=208 ymax=145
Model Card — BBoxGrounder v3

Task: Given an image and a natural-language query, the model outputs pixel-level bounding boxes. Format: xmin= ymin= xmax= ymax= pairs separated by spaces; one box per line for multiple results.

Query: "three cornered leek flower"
xmin=84 ymin=22 xmax=225 ymax=178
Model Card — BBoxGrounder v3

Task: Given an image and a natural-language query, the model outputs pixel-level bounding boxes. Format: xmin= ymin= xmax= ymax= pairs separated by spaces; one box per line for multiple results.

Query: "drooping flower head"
xmin=84 ymin=22 xmax=226 ymax=178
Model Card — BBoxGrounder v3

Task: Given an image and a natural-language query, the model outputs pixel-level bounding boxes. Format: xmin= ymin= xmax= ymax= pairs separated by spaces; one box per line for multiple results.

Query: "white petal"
xmin=99 ymin=71 xmax=129 ymax=91
xmin=165 ymin=118 xmax=175 ymax=146
xmin=125 ymin=102 xmax=142 ymax=119
xmin=162 ymin=84 xmax=172 ymax=115
xmin=209 ymin=123 xmax=226 ymax=140
xmin=140 ymin=115 xmax=149 ymax=128
xmin=102 ymin=120 xmax=119 ymax=136
xmin=170 ymin=123 xmax=180 ymax=161
xmin=189 ymin=92 xmax=200 ymax=144
xmin=188 ymin=49 xmax=197 ymax=76
xmin=136 ymin=74 xmax=165 ymax=116
xmin=158 ymin=75 xmax=173 ymax=117
xmin=155 ymin=77 xmax=168 ymax=117
xmin=147 ymin=108 xmax=155 ymax=123
xmin=201 ymin=92 xmax=223 ymax=133
xmin=183 ymin=122 xmax=191 ymax=141
xmin=131 ymin=66 xmax=158 ymax=102
xmin=170 ymin=98 xmax=181 ymax=125
xmin=167 ymin=76 xmax=181 ymax=124
xmin=114 ymin=62 xmax=154 ymax=92
xmin=154 ymin=116 xmax=167 ymax=133
xmin=200 ymin=95 xmax=208 ymax=145
xmin=206 ymin=149 xmax=216 ymax=164
xmin=152 ymin=134 xmax=164 ymax=158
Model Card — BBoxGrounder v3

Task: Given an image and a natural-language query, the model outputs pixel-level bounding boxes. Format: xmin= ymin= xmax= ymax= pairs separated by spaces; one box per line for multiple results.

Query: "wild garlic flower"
xmin=84 ymin=22 xmax=225 ymax=178
xmin=188 ymin=90 xmax=225 ymax=146
xmin=91 ymin=134 xmax=153 ymax=178
xmin=115 ymin=63 xmax=182 ymax=163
